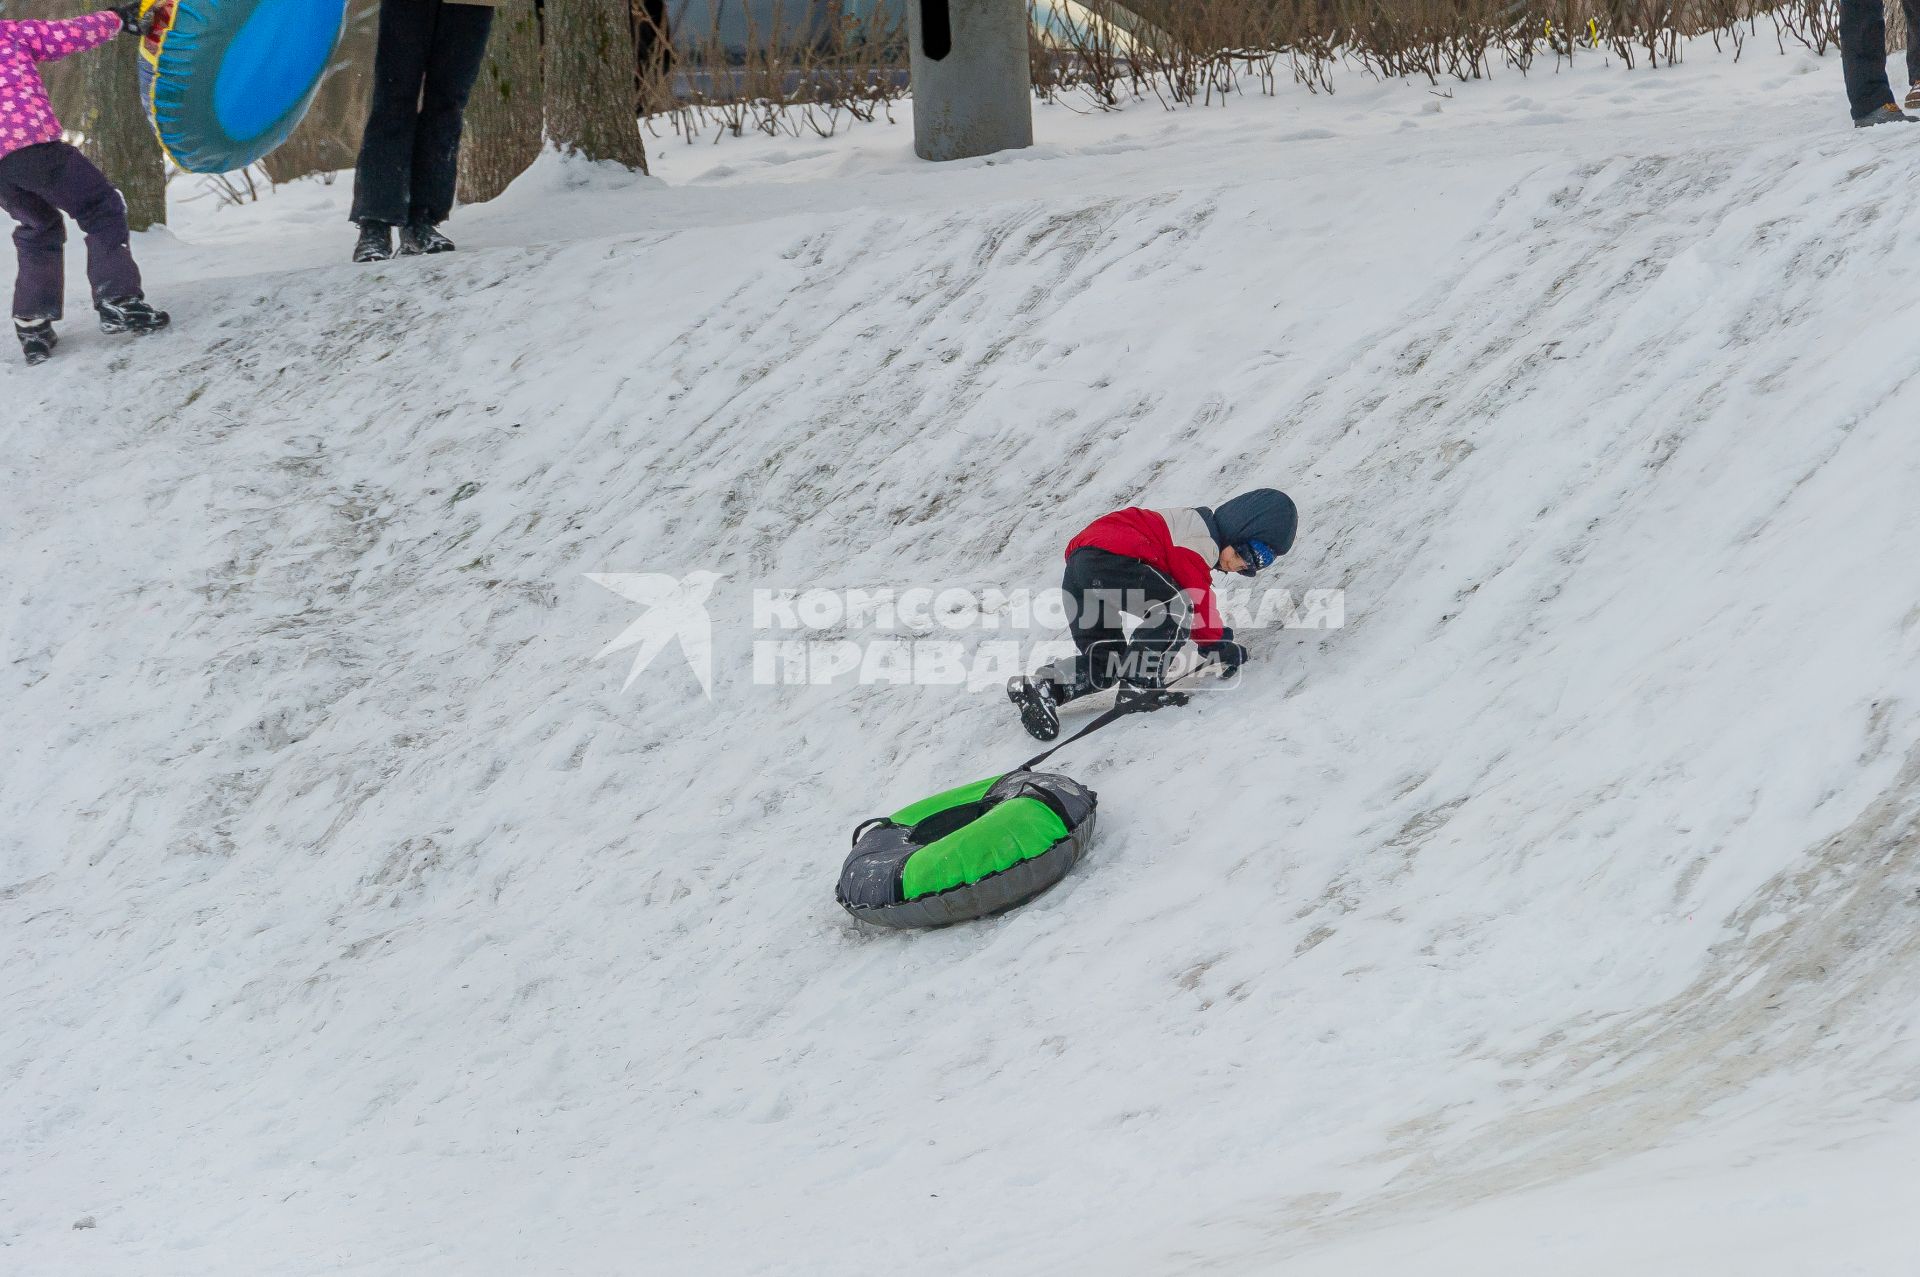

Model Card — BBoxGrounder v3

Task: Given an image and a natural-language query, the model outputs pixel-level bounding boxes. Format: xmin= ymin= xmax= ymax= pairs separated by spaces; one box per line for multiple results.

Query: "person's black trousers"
xmin=351 ymin=0 xmax=494 ymax=226
xmin=1840 ymin=0 xmax=1920 ymax=120
xmin=1059 ymin=547 xmax=1192 ymax=693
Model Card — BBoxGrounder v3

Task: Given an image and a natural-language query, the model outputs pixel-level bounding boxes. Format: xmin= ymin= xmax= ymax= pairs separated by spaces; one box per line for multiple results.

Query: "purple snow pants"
xmin=0 ymin=141 xmax=142 ymax=322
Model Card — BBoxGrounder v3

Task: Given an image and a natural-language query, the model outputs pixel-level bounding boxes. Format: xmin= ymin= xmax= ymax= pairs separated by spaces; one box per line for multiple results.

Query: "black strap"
xmin=1016 ymin=699 xmax=1138 ymax=773
xmin=1015 ymin=664 xmax=1211 ymax=772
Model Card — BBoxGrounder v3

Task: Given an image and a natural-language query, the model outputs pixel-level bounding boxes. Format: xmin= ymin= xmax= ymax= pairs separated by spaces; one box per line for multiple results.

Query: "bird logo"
xmin=587 ymin=571 xmax=723 ymax=697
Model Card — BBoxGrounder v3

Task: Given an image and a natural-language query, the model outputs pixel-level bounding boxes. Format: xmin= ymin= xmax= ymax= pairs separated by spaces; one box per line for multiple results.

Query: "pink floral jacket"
xmin=0 ymin=14 xmax=122 ymax=163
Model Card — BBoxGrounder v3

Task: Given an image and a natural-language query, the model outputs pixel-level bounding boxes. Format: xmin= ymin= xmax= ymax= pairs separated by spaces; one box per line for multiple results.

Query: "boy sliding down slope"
xmin=0 ymin=5 xmax=171 ymax=365
xmin=1008 ymin=488 xmax=1298 ymax=741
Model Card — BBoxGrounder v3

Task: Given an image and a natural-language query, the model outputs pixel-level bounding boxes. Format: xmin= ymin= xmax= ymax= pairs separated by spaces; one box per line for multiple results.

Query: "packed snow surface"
xmin=6 ymin=41 xmax=1920 ymax=1277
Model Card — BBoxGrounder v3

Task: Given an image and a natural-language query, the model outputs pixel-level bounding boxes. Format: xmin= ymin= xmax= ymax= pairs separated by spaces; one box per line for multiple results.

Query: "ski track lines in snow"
xmin=6 ymin=66 xmax=1920 ymax=1277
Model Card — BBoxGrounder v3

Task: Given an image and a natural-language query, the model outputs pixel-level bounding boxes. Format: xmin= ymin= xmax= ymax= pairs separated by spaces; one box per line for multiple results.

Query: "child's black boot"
xmin=96 ymin=295 xmax=170 ymax=335
xmin=15 ymin=317 xmax=57 ymax=366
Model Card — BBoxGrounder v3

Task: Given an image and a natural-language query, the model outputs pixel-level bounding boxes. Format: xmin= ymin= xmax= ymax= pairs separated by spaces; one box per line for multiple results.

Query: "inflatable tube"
xmin=836 ymin=770 xmax=1097 ymax=929
xmin=135 ymin=0 xmax=347 ymax=173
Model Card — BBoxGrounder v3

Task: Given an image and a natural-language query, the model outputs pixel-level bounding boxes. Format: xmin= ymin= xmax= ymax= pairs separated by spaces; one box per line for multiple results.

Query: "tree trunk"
xmin=458 ymin=0 xmax=546 ymax=203
xmin=71 ymin=29 xmax=168 ymax=228
xmin=544 ymin=0 xmax=648 ymax=171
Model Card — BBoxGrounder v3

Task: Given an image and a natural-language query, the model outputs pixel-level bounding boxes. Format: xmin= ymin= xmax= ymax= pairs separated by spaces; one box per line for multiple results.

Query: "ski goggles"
xmin=1234 ymin=539 xmax=1278 ymax=577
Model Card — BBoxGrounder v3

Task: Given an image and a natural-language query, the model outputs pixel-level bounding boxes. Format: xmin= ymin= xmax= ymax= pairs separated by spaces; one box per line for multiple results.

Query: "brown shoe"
xmin=1905 ymin=83 xmax=1920 ymax=111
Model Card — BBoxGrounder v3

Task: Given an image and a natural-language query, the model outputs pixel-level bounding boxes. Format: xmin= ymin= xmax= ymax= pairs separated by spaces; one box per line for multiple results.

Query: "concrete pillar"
xmin=907 ymin=0 xmax=1034 ymax=162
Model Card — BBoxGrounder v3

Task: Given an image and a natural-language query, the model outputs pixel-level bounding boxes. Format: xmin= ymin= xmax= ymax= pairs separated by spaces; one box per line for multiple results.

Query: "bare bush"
xmin=1769 ymin=0 xmax=1841 ymax=53
xmin=1034 ymin=0 xmax=1842 ymax=104
xmin=636 ymin=1 xmax=907 ymax=145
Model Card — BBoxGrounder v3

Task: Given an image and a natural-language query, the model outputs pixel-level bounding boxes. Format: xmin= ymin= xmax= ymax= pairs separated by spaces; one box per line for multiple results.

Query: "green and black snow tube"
xmin=836 ymin=770 xmax=1097 ymax=929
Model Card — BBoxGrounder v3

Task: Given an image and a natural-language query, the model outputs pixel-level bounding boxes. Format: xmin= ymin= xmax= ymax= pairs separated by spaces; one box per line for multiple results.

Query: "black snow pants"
xmin=350 ymin=0 xmax=494 ymax=226
xmin=1839 ymin=0 xmax=1920 ymax=120
xmin=0 ymin=142 xmax=141 ymax=321
xmin=1055 ymin=547 xmax=1193 ymax=697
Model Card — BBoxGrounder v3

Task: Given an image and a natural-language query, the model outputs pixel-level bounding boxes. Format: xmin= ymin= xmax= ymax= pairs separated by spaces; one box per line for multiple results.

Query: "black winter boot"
xmin=399 ymin=220 xmax=455 ymax=256
xmin=96 ymin=296 xmax=169 ymax=335
xmin=1034 ymin=654 xmax=1099 ymax=705
xmin=1007 ymin=676 xmax=1062 ymax=742
xmin=353 ymin=221 xmax=394 ymax=263
xmin=15 ymin=317 xmax=57 ymax=365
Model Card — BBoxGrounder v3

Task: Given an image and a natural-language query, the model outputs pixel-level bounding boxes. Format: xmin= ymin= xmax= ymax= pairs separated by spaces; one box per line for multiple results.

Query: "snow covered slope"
xmin=6 ymin=45 xmax=1920 ymax=1276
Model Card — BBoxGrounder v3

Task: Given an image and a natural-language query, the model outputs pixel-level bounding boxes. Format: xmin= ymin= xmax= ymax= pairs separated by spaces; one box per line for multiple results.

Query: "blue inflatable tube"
xmin=136 ymin=0 xmax=348 ymax=173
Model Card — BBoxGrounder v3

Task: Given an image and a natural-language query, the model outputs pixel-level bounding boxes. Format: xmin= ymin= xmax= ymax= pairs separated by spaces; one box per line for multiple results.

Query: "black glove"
xmin=113 ymin=3 xmax=145 ymax=35
xmin=1197 ymin=628 xmax=1248 ymax=677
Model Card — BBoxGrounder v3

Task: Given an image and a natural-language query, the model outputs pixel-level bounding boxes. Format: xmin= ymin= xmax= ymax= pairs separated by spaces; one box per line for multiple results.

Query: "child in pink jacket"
xmin=0 ymin=6 xmax=169 ymax=365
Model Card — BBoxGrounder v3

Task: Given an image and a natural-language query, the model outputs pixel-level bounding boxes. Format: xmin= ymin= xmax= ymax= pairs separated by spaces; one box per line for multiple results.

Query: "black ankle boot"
xmin=353 ymin=221 xmax=394 ymax=263
xmin=399 ymin=220 xmax=455 ymax=256
xmin=96 ymin=296 xmax=170 ymax=335
xmin=15 ymin=317 xmax=57 ymax=365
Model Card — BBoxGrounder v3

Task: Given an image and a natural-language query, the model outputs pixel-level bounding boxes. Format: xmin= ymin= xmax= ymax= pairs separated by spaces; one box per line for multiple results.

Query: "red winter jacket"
xmin=1065 ymin=506 xmax=1225 ymax=644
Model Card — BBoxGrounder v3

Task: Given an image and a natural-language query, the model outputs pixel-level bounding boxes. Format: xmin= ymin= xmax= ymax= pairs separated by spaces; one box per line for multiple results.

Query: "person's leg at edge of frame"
xmin=1903 ymin=0 xmax=1920 ymax=106
xmin=1839 ymin=0 xmax=1908 ymax=124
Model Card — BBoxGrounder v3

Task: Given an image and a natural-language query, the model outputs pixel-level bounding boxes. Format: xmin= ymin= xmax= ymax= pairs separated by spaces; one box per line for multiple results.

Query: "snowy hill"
xmin=6 ymin=45 xmax=1920 ymax=1276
